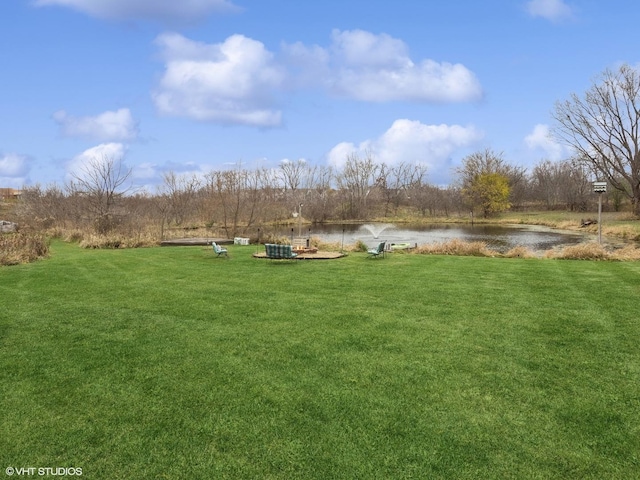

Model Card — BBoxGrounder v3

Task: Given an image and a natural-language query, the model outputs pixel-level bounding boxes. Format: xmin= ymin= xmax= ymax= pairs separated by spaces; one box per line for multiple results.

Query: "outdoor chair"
xmin=367 ymin=241 xmax=386 ymax=258
xmin=212 ymin=242 xmax=228 ymax=257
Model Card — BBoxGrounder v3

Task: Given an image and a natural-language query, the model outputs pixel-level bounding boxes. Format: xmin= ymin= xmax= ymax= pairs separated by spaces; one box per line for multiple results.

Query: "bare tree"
xmin=67 ymin=155 xmax=132 ymax=233
xmin=552 ymin=64 xmax=640 ymax=216
xmin=531 ymin=159 xmax=591 ymax=211
xmin=377 ymin=162 xmax=429 ymax=216
xmin=304 ymin=165 xmax=335 ymax=223
xmin=158 ymin=171 xmax=201 ymax=227
xmin=278 ymin=159 xmax=307 ymax=194
xmin=204 ymin=165 xmax=267 ymax=238
xmin=334 ymin=151 xmax=380 ymax=219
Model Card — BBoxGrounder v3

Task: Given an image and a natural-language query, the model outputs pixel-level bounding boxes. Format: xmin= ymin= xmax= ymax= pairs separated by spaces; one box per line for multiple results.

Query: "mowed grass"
xmin=1 ymin=242 xmax=640 ymax=479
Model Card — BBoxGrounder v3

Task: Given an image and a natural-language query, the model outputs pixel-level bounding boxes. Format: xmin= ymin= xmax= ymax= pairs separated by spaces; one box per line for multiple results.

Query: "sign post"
xmin=593 ymin=182 xmax=607 ymax=244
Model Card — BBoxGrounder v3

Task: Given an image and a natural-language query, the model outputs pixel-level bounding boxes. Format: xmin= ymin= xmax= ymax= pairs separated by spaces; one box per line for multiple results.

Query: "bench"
xmin=264 ymin=243 xmax=298 ymax=260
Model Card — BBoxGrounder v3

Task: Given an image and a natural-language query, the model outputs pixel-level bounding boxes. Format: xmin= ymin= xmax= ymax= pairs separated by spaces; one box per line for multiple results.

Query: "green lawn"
xmin=1 ymin=241 xmax=640 ymax=479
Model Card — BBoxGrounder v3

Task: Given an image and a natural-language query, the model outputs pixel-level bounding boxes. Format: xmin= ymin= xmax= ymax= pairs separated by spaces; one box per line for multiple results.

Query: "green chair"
xmin=212 ymin=242 xmax=228 ymax=257
xmin=367 ymin=241 xmax=386 ymax=258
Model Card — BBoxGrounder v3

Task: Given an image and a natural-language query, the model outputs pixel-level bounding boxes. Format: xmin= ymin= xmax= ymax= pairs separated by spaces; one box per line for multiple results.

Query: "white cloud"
xmin=524 ymin=124 xmax=568 ymax=160
xmin=66 ymin=143 xmax=127 ymax=180
xmin=152 ymin=30 xmax=483 ymax=128
xmin=0 ymin=153 xmax=30 ymax=177
xmin=286 ymin=30 xmax=483 ymax=103
xmin=152 ymin=33 xmax=285 ymax=127
xmin=53 ymin=108 xmax=139 ymax=142
xmin=0 ymin=153 xmax=31 ymax=188
xmin=328 ymin=119 xmax=483 ymax=183
xmin=525 ymin=0 xmax=574 ymax=23
xmin=34 ymin=0 xmax=239 ymax=23
xmin=330 ymin=29 xmax=411 ymax=70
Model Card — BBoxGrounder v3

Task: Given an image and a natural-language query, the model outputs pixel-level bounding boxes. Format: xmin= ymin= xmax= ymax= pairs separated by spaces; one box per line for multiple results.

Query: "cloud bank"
xmin=327 ymin=119 xmax=483 ymax=184
xmin=152 ymin=33 xmax=285 ymax=127
xmin=524 ymin=123 xmax=568 ymax=160
xmin=153 ymin=30 xmax=483 ymax=127
xmin=323 ymin=29 xmax=483 ymax=102
xmin=53 ymin=108 xmax=139 ymax=142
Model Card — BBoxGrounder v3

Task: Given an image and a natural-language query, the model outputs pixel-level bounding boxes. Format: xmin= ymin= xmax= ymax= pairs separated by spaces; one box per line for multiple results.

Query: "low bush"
xmin=548 ymin=242 xmax=611 ymax=260
xmin=78 ymin=232 xmax=159 ymax=249
xmin=0 ymin=233 xmax=49 ymax=265
xmin=310 ymin=236 xmax=342 ymax=251
xmin=414 ymin=238 xmax=495 ymax=257
xmin=546 ymin=242 xmax=640 ymax=260
xmin=610 ymin=244 xmax=640 ymax=261
xmin=353 ymin=239 xmax=369 ymax=252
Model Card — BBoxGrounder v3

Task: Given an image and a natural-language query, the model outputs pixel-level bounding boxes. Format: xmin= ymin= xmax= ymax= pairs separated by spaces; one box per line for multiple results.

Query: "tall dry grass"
xmin=414 ymin=239 xmax=496 ymax=257
xmin=78 ymin=232 xmax=159 ymax=249
xmin=409 ymin=239 xmax=640 ymax=261
xmin=309 ymin=236 xmax=344 ymax=252
xmin=548 ymin=242 xmax=640 ymax=261
xmin=546 ymin=242 xmax=610 ymax=260
xmin=0 ymin=233 xmax=49 ymax=266
xmin=43 ymin=226 xmax=162 ymax=249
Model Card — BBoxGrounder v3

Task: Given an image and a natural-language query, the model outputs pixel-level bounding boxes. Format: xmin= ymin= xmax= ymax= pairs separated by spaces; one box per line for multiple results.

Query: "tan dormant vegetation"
xmin=414 ymin=239 xmax=496 ymax=257
xmin=546 ymin=242 xmax=640 ymax=261
xmin=0 ymin=233 xmax=49 ymax=266
xmin=408 ymin=239 xmax=640 ymax=261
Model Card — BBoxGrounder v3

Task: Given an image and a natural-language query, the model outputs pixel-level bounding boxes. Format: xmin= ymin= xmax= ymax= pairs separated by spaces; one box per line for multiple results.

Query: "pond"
xmin=275 ymin=223 xmax=593 ymax=253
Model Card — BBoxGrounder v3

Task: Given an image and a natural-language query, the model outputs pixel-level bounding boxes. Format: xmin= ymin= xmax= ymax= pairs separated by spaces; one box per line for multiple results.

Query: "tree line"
xmin=15 ymin=150 xmax=611 ymax=239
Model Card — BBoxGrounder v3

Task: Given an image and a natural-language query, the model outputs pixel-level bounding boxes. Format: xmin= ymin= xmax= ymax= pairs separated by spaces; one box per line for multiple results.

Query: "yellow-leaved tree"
xmin=456 ymin=149 xmax=520 ymax=218
xmin=463 ymin=172 xmax=511 ymax=218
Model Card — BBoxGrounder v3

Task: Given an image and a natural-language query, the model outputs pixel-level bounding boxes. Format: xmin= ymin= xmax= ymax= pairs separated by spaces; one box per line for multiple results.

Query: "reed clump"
xmin=610 ymin=244 xmax=640 ymax=261
xmin=414 ymin=239 xmax=496 ymax=257
xmin=0 ymin=233 xmax=49 ymax=265
xmin=78 ymin=232 xmax=159 ymax=249
xmin=546 ymin=242 xmax=640 ymax=260
xmin=310 ymin=236 xmax=342 ymax=251
xmin=546 ymin=242 xmax=609 ymax=260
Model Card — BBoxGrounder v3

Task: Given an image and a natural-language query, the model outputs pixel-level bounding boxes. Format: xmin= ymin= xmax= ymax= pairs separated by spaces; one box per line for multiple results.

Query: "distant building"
xmin=0 ymin=188 xmax=22 ymax=202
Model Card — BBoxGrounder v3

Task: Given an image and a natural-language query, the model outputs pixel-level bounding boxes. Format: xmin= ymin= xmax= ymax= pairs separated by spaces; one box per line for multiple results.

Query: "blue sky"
xmin=1 ymin=0 xmax=638 ymax=190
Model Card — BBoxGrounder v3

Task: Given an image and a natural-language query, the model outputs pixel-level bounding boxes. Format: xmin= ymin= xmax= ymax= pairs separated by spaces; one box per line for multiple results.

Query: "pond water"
xmin=276 ymin=223 xmax=593 ymax=253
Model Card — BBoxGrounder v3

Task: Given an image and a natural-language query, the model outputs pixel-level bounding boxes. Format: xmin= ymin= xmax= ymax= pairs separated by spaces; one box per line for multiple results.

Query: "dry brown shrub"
xmin=610 ymin=245 xmax=640 ymax=261
xmin=603 ymin=225 xmax=640 ymax=241
xmin=504 ymin=246 xmax=536 ymax=258
xmin=414 ymin=239 xmax=495 ymax=257
xmin=0 ymin=233 xmax=49 ymax=265
xmin=352 ymin=239 xmax=369 ymax=252
xmin=62 ymin=229 xmax=85 ymax=243
xmin=261 ymin=233 xmax=291 ymax=245
xmin=550 ymin=242 xmax=610 ymax=260
xmin=310 ymin=236 xmax=342 ymax=251
xmin=79 ymin=232 xmax=159 ymax=249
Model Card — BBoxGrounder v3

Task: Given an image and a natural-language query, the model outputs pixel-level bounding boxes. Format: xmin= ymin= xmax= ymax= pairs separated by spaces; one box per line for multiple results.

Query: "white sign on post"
xmin=593 ymin=182 xmax=607 ymax=193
